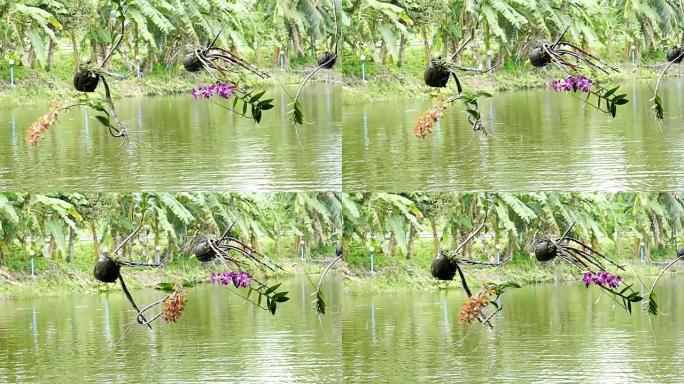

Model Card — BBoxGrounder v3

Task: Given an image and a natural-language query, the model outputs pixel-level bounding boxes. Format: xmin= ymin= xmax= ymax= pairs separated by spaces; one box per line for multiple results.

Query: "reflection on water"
xmin=343 ymin=78 xmax=684 ymax=191
xmin=342 ymin=277 xmax=684 ymax=382
xmin=0 ymin=277 xmax=341 ymax=383
xmin=0 ymin=84 xmax=341 ymax=191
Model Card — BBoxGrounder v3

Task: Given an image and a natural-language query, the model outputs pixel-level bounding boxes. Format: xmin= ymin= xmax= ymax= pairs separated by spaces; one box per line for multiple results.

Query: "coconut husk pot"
xmin=93 ymin=254 xmax=120 ymax=283
xmin=534 ymin=240 xmax=557 ymax=262
xmin=529 ymin=47 xmax=551 ymax=68
xmin=318 ymin=52 xmax=337 ymax=69
xmin=431 ymin=253 xmax=458 ymax=280
xmin=193 ymin=240 xmax=217 ymax=262
xmin=667 ymin=47 xmax=683 ymax=64
xmin=424 ymin=60 xmax=450 ymax=88
xmin=183 ymin=53 xmax=204 ymax=72
xmin=73 ymin=70 xmax=99 ymax=92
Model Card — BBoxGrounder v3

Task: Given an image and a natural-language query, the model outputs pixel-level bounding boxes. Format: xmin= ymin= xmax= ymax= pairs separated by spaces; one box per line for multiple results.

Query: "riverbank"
xmin=341 ymin=239 xmax=682 ymax=295
xmin=2 ymin=244 xmax=681 ymax=300
xmin=1 ymin=47 xmax=672 ymax=109
xmin=339 ymin=47 xmax=668 ymax=105
xmin=0 ymin=241 xmax=332 ymax=300
xmin=0 ymin=50 xmax=345 ymax=109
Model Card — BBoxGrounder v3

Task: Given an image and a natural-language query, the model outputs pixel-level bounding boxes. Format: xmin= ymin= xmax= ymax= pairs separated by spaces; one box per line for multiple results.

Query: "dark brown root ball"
xmin=534 ymin=240 xmax=557 ymax=262
xmin=431 ymin=253 xmax=458 ymax=281
xmin=424 ymin=59 xmax=450 ymax=88
xmin=93 ymin=254 xmax=120 ymax=283
xmin=183 ymin=52 xmax=204 ymax=72
xmin=667 ymin=47 xmax=683 ymax=64
xmin=73 ymin=71 xmax=99 ymax=92
xmin=318 ymin=52 xmax=337 ymax=69
xmin=677 ymin=247 xmax=684 ymax=257
xmin=193 ymin=240 xmax=217 ymax=262
xmin=529 ymin=47 xmax=551 ymax=68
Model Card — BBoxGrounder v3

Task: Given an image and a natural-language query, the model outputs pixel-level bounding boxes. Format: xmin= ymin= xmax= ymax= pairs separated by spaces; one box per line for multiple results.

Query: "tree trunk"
xmin=387 ymin=232 xmax=396 ymax=257
xmin=71 ymin=32 xmax=80 ymax=68
xmin=250 ymin=228 xmax=260 ymax=253
xmin=48 ymin=237 xmax=57 ymax=259
xmin=430 ymin=219 xmax=440 ymax=255
xmin=421 ymin=26 xmax=431 ymax=61
xmin=28 ymin=46 xmax=36 ymax=68
xmin=90 ymin=38 xmax=98 ymax=63
xmin=651 ymin=213 xmax=663 ymax=249
xmin=46 ymin=38 xmax=56 ymax=71
xmin=153 ymin=232 xmax=160 ymax=264
xmin=67 ymin=228 xmax=76 ymax=263
xmin=294 ymin=234 xmax=302 ymax=257
xmin=89 ymin=221 xmax=100 ymax=258
xmin=341 ymin=233 xmax=351 ymax=262
xmin=144 ymin=43 xmax=155 ymax=73
xmin=0 ymin=243 xmax=4 ymax=266
xmin=254 ymin=38 xmax=261 ymax=66
xmin=451 ymin=222 xmax=460 ymax=250
xmin=165 ymin=243 xmax=174 ymax=264
xmin=288 ymin=20 xmax=305 ymax=56
xmin=379 ymin=41 xmax=387 ymax=64
xmin=398 ymin=34 xmax=406 ymax=67
xmin=407 ymin=224 xmax=416 ymax=260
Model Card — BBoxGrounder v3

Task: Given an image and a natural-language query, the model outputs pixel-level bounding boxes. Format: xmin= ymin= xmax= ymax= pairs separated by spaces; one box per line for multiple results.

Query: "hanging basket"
xmin=183 ymin=52 xmax=204 ymax=73
xmin=93 ymin=254 xmax=120 ymax=283
xmin=73 ymin=70 xmax=100 ymax=92
xmin=529 ymin=47 xmax=551 ymax=68
xmin=534 ymin=240 xmax=557 ymax=262
xmin=667 ymin=47 xmax=683 ymax=64
xmin=318 ymin=52 xmax=337 ymax=69
xmin=424 ymin=62 xmax=451 ymax=88
xmin=431 ymin=253 xmax=458 ymax=280
xmin=193 ymin=240 xmax=217 ymax=262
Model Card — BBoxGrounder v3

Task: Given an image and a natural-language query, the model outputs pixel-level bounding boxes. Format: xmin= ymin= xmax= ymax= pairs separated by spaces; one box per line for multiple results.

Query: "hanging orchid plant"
xmin=430 ymin=213 xmax=519 ymax=327
xmin=651 ymin=47 xmax=684 ymax=120
xmin=534 ymin=223 xmax=646 ymax=314
xmin=529 ymin=26 xmax=628 ymax=118
xmin=27 ymin=0 xmax=130 ymax=146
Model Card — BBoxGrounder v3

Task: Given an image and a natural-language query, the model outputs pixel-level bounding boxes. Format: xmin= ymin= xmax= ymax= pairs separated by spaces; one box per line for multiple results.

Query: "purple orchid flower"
xmin=582 ymin=271 xmax=622 ymax=289
xmin=211 ymin=270 xmax=253 ymax=288
xmin=549 ymin=75 xmax=594 ymax=93
xmin=191 ymin=82 xmax=236 ymax=100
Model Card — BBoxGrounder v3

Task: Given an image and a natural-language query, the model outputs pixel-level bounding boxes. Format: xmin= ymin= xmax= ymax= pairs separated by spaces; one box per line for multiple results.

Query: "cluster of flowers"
xmin=191 ymin=82 xmax=236 ymax=100
xmin=27 ymin=101 xmax=60 ymax=147
xmin=414 ymin=105 xmax=445 ymax=138
xmin=162 ymin=285 xmax=189 ymax=323
xmin=457 ymin=293 xmax=491 ymax=324
xmin=211 ymin=270 xmax=253 ymax=288
xmin=550 ymin=75 xmax=593 ymax=93
xmin=582 ymin=271 xmax=622 ymax=289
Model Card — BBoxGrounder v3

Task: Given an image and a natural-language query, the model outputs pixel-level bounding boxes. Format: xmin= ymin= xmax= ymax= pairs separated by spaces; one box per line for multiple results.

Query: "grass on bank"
xmin=0 ymin=238 xmax=335 ymax=300
xmin=338 ymin=46 xmax=669 ymax=105
xmin=1 ymin=44 xmax=672 ymax=109
xmin=342 ymin=237 xmax=681 ymax=296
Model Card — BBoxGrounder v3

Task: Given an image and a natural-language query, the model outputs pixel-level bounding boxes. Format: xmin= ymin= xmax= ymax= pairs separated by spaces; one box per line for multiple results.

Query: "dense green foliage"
xmin=1 ymin=192 xmax=682 ymax=274
xmin=342 ymin=192 xmax=684 ymax=268
xmin=0 ymin=193 xmax=345 ymax=267
xmin=2 ymin=0 xmax=681 ymax=73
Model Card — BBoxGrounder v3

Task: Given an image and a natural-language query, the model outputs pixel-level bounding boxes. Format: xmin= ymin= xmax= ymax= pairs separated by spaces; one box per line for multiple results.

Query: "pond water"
xmin=342 ymin=277 xmax=684 ymax=382
xmin=343 ymin=77 xmax=684 ymax=191
xmin=0 ymin=276 xmax=342 ymax=383
xmin=3 ymin=275 xmax=683 ymax=382
xmin=0 ymin=84 xmax=341 ymax=191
